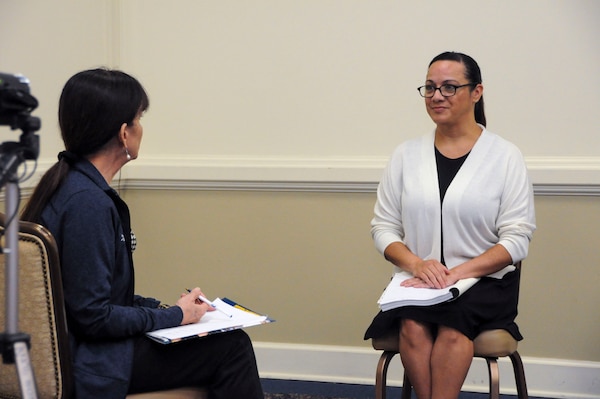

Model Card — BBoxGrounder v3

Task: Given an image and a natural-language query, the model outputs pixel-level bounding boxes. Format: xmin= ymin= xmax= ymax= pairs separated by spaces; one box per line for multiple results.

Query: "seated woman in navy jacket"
xmin=21 ymin=68 xmax=264 ymax=399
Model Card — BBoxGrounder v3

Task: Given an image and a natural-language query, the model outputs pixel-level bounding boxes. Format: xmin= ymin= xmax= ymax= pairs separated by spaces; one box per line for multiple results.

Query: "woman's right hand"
xmin=176 ymin=287 xmax=210 ymax=325
xmin=383 ymin=243 xmax=450 ymax=289
xmin=403 ymin=259 xmax=450 ymax=289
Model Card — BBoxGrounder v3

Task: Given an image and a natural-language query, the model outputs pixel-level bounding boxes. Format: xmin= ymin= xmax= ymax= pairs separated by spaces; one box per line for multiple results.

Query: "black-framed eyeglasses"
xmin=417 ymin=83 xmax=476 ymax=98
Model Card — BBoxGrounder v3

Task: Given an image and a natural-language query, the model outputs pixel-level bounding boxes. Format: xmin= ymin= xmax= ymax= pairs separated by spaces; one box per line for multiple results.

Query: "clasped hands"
xmin=401 ymin=259 xmax=458 ymax=289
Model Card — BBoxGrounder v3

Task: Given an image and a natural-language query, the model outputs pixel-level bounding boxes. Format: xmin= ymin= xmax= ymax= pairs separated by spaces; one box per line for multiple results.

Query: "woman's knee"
xmin=436 ymin=325 xmax=472 ymax=347
xmin=400 ymin=319 xmax=433 ymax=346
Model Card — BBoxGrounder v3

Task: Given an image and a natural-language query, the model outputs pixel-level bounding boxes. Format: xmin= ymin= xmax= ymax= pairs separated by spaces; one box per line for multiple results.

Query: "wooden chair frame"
xmin=372 ymin=263 xmax=529 ymax=399
xmin=374 ymin=344 xmax=529 ymax=399
xmin=0 ymin=214 xmax=205 ymax=399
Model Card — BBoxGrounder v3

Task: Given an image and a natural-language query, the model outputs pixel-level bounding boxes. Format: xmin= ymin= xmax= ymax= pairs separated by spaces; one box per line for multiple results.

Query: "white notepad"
xmin=146 ymin=298 xmax=273 ymax=344
xmin=377 ymin=271 xmax=479 ymax=311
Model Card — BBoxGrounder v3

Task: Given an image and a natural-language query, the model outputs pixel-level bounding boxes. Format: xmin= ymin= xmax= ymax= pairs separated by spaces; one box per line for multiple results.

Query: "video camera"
xmin=0 ymin=72 xmax=40 ymax=162
xmin=0 ymin=73 xmax=43 ymax=398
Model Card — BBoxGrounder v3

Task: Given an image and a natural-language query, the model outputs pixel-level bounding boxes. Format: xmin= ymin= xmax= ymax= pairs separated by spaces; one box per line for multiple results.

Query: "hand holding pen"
xmin=176 ymin=287 xmax=210 ymax=325
xmin=186 ymin=288 xmax=233 ymax=318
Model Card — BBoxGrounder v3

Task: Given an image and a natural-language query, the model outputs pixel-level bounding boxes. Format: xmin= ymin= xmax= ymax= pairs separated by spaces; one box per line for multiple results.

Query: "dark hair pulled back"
xmin=429 ymin=51 xmax=486 ymax=127
xmin=60 ymin=68 xmax=149 ymax=156
xmin=21 ymin=68 xmax=149 ymax=223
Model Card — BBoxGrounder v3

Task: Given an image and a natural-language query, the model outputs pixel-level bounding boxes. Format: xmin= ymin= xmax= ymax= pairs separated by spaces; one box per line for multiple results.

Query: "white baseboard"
xmin=253 ymin=342 xmax=600 ymax=399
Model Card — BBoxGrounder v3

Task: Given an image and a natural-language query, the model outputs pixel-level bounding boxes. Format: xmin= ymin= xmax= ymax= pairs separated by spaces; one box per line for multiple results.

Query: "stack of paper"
xmin=377 ymin=271 xmax=479 ymax=311
xmin=147 ymin=298 xmax=273 ymax=344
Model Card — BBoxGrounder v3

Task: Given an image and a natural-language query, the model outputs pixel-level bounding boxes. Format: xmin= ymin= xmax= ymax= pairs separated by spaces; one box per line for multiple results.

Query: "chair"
xmin=371 ymin=263 xmax=528 ymax=399
xmin=0 ymin=214 xmax=206 ymax=399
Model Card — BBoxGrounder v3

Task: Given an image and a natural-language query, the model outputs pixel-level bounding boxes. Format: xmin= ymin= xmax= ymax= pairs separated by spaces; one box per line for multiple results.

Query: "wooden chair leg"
xmin=485 ymin=357 xmax=500 ymax=399
xmin=375 ymin=351 xmax=398 ymax=399
xmin=401 ymin=371 xmax=412 ymax=399
xmin=509 ymin=351 xmax=529 ymax=399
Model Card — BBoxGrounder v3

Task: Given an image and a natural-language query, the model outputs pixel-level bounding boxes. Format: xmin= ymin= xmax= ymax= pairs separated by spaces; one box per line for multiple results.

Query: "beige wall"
xmin=2 ymin=1 xmax=600 ymax=187
xmin=123 ymin=188 xmax=600 ymax=362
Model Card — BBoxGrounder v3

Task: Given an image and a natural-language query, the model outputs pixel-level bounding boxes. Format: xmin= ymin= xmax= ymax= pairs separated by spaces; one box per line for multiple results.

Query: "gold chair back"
xmin=0 ymin=215 xmax=72 ymax=399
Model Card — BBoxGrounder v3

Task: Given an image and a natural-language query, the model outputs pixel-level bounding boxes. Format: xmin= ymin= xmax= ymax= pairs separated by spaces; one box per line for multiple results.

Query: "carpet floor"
xmin=262 ymin=379 xmax=399 ymax=399
xmin=265 ymin=395 xmax=344 ymax=399
xmin=261 ymin=379 xmax=540 ymax=399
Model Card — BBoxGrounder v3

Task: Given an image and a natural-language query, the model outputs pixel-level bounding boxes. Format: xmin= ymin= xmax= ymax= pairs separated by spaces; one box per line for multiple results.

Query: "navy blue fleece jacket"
xmin=40 ymin=159 xmax=182 ymax=398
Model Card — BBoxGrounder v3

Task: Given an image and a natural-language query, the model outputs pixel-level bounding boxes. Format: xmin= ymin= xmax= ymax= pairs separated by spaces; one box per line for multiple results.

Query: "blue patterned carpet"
xmin=262 ymin=379 xmax=541 ymax=399
xmin=265 ymin=396 xmax=343 ymax=399
xmin=262 ymin=379 xmax=395 ymax=399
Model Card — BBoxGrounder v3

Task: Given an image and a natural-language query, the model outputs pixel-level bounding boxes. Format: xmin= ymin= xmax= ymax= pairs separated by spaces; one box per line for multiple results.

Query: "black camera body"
xmin=0 ymin=72 xmax=40 ymax=161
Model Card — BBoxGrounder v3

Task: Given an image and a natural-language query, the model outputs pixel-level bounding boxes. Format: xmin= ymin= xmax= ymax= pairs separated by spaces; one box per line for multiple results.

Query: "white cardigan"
xmin=371 ymin=129 xmax=536 ymax=278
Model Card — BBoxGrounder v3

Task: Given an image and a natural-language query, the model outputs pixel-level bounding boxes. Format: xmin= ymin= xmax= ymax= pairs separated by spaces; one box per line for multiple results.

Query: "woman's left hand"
xmin=403 ymin=259 xmax=452 ymax=289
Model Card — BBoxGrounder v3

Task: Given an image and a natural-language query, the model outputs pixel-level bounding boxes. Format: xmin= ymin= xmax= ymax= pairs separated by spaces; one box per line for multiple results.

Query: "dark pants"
xmin=128 ymin=329 xmax=264 ymax=399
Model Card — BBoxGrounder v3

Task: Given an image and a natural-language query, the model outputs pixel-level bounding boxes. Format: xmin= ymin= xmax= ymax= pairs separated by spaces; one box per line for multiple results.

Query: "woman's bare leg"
xmin=430 ymin=325 xmax=474 ymax=399
xmin=399 ymin=319 xmax=434 ymax=399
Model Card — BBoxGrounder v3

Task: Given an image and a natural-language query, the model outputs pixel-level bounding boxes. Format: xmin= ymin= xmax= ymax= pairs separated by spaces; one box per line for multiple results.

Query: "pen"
xmin=186 ymin=289 xmax=233 ymax=318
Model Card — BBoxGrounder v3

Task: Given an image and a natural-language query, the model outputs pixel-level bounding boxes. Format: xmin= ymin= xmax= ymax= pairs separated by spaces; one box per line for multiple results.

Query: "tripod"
xmin=0 ymin=131 xmax=41 ymax=398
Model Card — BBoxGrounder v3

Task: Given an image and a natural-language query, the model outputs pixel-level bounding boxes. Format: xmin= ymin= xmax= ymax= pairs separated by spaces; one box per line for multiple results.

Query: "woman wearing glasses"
xmin=364 ymin=52 xmax=536 ymax=399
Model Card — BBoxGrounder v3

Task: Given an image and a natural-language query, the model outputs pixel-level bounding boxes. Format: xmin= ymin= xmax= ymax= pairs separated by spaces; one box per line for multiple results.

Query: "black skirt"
xmin=364 ymin=268 xmax=523 ymax=341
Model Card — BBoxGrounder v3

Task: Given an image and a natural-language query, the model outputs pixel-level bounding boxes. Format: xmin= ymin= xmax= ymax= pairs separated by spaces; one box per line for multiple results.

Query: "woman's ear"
xmin=118 ymin=122 xmax=128 ymax=145
xmin=472 ymin=84 xmax=483 ymax=103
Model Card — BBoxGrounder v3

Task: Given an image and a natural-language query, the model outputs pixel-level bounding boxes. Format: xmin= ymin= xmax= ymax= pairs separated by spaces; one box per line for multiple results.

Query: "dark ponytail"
xmin=21 ymin=156 xmax=72 ymax=223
